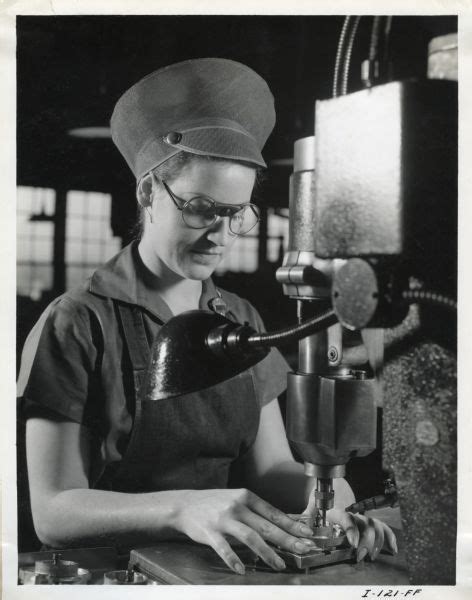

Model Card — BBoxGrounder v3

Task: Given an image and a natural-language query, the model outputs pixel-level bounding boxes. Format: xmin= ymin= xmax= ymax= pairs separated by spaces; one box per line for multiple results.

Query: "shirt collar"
xmin=89 ymin=242 xmax=220 ymax=322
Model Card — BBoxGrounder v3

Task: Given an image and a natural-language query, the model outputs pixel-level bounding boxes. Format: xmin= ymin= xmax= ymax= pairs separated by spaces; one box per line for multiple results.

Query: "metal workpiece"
xmin=286 ymin=370 xmax=377 ymax=467
xmin=19 ymin=553 xmax=92 ymax=585
xmin=332 ymin=258 xmax=408 ymax=329
xmin=278 ymin=546 xmax=355 ymax=571
xmin=277 ymin=515 xmax=353 ymax=570
xmin=314 ymin=80 xmax=457 ymax=271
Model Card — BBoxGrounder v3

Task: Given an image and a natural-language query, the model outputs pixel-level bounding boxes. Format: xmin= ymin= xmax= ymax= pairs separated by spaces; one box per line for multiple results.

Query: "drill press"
xmin=276 ymin=136 xmax=378 ymax=565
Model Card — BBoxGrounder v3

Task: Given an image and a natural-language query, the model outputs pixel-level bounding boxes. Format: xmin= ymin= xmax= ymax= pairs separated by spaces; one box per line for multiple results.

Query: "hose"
xmin=346 ymin=491 xmax=398 ymax=514
xmin=341 ymin=16 xmax=362 ymax=96
xmin=402 ymin=289 xmax=457 ymax=311
xmin=332 ymin=16 xmax=351 ymax=98
xmin=383 ymin=16 xmax=393 ymax=65
xmin=247 ymin=307 xmax=338 ymax=348
xmin=369 ymin=16 xmax=382 ymax=61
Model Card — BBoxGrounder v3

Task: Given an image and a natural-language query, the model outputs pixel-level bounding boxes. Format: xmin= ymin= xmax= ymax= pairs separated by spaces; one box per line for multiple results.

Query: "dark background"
xmin=17 ymin=13 xmax=456 ymax=344
xmin=16 ymin=14 xmax=457 ymax=550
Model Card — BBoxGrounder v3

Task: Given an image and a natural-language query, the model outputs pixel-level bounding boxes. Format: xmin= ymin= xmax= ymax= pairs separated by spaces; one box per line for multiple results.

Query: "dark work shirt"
xmin=17 ymin=243 xmax=290 ymax=483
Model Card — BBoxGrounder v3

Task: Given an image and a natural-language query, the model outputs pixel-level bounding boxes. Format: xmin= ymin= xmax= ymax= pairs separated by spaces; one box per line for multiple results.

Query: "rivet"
xmin=328 ymin=347 xmax=339 ymax=362
xmin=164 ymin=131 xmax=182 ymax=145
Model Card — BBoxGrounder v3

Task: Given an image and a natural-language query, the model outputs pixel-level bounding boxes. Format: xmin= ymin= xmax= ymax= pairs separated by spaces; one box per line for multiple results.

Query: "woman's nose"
xmin=205 ymin=216 xmax=234 ymax=245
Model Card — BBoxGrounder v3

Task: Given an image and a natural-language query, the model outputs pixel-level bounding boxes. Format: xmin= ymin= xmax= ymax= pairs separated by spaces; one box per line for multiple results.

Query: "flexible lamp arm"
xmin=205 ymin=307 xmax=338 ymax=359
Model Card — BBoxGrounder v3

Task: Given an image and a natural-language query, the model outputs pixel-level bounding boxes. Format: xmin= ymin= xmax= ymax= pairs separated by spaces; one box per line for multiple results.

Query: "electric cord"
xmin=369 ymin=15 xmax=382 ymax=61
xmin=402 ymin=289 xmax=457 ymax=311
xmin=341 ymin=16 xmax=362 ymax=96
xmin=332 ymin=16 xmax=352 ymax=97
xmin=247 ymin=307 xmax=338 ymax=348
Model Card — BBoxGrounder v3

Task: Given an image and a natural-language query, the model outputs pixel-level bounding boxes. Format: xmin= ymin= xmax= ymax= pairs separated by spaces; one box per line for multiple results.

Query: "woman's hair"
xmin=131 ymin=151 xmax=265 ymax=241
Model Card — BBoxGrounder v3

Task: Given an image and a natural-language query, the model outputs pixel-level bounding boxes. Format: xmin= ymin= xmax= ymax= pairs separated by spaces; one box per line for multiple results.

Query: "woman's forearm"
xmin=34 ymin=487 xmax=187 ymax=548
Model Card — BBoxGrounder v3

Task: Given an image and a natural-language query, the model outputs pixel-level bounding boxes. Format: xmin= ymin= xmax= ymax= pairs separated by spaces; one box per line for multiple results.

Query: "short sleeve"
xmin=17 ymin=297 xmax=98 ymax=425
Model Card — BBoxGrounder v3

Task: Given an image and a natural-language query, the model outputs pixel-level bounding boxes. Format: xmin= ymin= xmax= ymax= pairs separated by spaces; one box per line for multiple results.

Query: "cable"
xmin=383 ymin=16 xmax=393 ymax=64
xmin=369 ymin=16 xmax=382 ymax=61
xmin=346 ymin=492 xmax=398 ymax=514
xmin=402 ymin=289 xmax=457 ymax=311
xmin=332 ymin=16 xmax=351 ymax=98
xmin=247 ymin=308 xmax=338 ymax=348
xmin=341 ymin=16 xmax=362 ymax=96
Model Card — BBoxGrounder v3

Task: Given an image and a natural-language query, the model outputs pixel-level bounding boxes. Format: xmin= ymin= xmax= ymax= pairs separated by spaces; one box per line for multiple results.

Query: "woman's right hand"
xmin=173 ymin=488 xmax=317 ymax=574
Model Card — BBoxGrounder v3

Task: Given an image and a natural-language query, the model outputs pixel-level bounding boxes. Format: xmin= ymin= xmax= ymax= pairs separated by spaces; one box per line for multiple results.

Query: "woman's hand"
xmin=173 ymin=488 xmax=318 ymax=574
xmin=299 ymin=505 xmax=398 ymax=562
xmin=326 ymin=508 xmax=398 ymax=561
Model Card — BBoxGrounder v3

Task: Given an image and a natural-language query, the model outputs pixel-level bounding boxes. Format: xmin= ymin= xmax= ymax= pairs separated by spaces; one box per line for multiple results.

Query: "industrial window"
xmin=16 ymin=187 xmax=122 ymax=297
xmin=17 ymin=186 xmax=55 ymax=299
xmin=65 ymin=191 xmax=122 ymax=289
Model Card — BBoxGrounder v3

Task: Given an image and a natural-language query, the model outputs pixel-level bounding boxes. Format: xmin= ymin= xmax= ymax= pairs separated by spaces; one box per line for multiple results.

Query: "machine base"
xmin=277 ymin=546 xmax=356 ymax=571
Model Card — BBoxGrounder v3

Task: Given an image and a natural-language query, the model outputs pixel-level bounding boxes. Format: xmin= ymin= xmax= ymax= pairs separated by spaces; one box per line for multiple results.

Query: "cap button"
xmin=164 ymin=131 xmax=182 ymax=145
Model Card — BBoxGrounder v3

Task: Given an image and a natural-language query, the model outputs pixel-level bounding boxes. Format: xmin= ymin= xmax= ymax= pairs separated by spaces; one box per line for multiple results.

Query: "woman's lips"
xmin=191 ymin=248 xmax=222 ymax=256
xmin=190 ymin=248 xmax=223 ymax=262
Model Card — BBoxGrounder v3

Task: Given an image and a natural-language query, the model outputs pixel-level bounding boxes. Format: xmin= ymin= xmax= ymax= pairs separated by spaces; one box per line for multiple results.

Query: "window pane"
xmin=66 ymin=213 xmax=84 ymax=239
xmin=16 ymin=187 xmax=55 ymax=297
xmin=65 ymin=239 xmax=84 ymax=264
xmin=65 ymin=191 xmax=116 ymax=291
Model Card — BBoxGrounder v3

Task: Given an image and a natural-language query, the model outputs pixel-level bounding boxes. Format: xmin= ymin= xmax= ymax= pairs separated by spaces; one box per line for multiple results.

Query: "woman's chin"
xmin=181 ymin=262 xmax=217 ymax=281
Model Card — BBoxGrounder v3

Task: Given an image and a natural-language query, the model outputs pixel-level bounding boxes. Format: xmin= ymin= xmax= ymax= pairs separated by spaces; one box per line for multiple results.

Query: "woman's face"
xmin=142 ymin=160 xmax=256 ymax=281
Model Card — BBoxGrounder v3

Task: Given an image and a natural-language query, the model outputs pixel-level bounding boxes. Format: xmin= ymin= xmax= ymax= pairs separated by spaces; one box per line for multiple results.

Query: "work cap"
xmin=110 ymin=58 xmax=275 ymax=180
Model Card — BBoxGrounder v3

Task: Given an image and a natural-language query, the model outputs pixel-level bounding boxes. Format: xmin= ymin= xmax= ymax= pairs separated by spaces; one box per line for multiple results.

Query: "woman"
xmin=18 ymin=58 xmax=396 ymax=575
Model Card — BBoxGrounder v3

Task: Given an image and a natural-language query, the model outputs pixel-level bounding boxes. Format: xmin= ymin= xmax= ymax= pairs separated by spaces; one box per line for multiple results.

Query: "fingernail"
xmin=370 ymin=546 xmax=379 ymax=560
xmin=295 ymin=541 xmax=311 ymax=553
xmin=233 ymin=561 xmax=245 ymax=575
xmin=391 ymin=538 xmax=398 ymax=555
xmin=300 ymin=525 xmax=313 ymax=536
xmin=346 ymin=529 xmax=359 ymax=548
xmin=301 ymin=539 xmax=316 ymax=546
xmin=274 ymin=557 xmax=286 ymax=570
xmin=357 ymin=546 xmax=368 ymax=562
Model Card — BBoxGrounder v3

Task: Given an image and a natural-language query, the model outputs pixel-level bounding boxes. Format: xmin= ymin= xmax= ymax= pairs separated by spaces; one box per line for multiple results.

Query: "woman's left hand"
xmin=326 ymin=508 xmax=398 ymax=561
xmin=299 ymin=505 xmax=398 ymax=562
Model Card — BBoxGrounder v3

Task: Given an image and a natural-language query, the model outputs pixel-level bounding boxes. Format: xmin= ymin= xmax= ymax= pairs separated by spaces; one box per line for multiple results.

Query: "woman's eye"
xmin=187 ymin=197 xmax=213 ymax=214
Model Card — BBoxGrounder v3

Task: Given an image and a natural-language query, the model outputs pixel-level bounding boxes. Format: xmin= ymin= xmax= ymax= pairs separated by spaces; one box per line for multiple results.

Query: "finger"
xmin=355 ymin=515 xmax=376 ymax=562
xmin=246 ymin=492 xmax=314 ymax=538
xmin=326 ymin=508 xmax=360 ymax=548
xmin=381 ymin=522 xmax=398 ymax=555
xmin=369 ymin=518 xmax=384 ymax=561
xmin=205 ymin=532 xmax=246 ymax=575
xmin=239 ymin=506 xmax=318 ymax=556
xmin=224 ymin=520 xmax=287 ymax=571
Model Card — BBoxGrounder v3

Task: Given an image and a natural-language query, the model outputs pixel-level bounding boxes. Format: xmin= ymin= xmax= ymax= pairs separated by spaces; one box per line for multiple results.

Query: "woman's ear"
xmin=136 ymin=173 xmax=154 ymax=207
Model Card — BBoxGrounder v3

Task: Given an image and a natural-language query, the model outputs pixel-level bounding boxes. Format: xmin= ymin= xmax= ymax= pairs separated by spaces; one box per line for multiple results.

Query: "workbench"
xmin=18 ymin=508 xmax=409 ymax=585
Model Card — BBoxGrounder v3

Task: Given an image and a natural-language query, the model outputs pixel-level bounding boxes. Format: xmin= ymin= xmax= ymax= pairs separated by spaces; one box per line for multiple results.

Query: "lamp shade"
xmin=141 ymin=310 xmax=269 ymax=401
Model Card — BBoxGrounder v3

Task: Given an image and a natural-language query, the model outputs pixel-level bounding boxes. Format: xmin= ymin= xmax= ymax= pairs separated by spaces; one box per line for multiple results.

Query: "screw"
xmin=328 ymin=347 xmax=338 ymax=362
